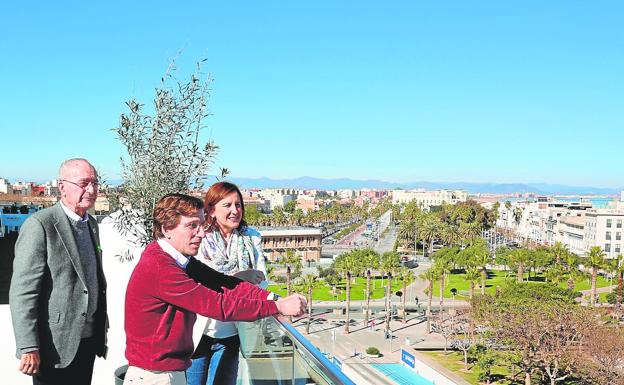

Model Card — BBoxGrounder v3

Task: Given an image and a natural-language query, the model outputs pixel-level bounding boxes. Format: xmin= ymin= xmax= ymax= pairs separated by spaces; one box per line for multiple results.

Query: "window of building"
xmin=607 ymin=219 xmax=612 ymax=228
xmin=618 ymin=219 xmax=622 ymax=229
xmin=605 ymin=244 xmax=611 ymax=252
xmin=618 ymin=232 xmax=622 ymax=241
xmin=606 ymin=231 xmax=612 ymax=240
xmin=616 ymin=244 xmax=621 ymax=253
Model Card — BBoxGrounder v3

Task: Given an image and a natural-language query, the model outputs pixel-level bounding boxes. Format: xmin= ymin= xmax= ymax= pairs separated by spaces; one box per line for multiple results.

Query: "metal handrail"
xmin=273 ymin=316 xmax=356 ymax=385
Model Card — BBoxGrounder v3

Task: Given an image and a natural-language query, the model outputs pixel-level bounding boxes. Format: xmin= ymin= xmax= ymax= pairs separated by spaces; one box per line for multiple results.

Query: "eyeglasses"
xmin=184 ymin=221 xmax=206 ymax=235
xmin=61 ymin=179 xmax=99 ymax=190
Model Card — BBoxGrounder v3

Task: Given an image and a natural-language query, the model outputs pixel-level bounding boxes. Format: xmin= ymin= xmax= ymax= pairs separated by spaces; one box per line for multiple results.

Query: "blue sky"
xmin=1 ymin=1 xmax=622 ymax=187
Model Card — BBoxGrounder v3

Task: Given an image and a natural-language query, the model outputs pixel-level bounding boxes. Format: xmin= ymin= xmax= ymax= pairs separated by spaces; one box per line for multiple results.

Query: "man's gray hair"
xmin=59 ymin=158 xmax=97 ymax=179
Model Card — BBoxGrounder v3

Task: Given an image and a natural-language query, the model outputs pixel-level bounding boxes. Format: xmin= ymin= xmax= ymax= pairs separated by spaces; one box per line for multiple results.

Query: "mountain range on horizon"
xmin=224 ymin=176 xmax=623 ymax=196
xmin=9 ymin=176 xmax=621 ymax=196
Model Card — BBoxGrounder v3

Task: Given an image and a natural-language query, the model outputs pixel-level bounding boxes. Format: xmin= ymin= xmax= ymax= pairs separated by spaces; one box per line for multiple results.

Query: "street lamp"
xmin=450 ymin=288 xmax=457 ymax=319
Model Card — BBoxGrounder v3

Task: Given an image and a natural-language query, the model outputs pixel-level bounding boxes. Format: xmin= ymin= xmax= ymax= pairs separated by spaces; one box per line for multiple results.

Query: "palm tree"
xmin=435 ymin=258 xmax=453 ymax=310
xmin=344 ymin=271 xmax=351 ymax=334
xmin=335 ymin=252 xmax=357 ymax=334
xmin=469 ymin=246 xmax=490 ymax=295
xmin=364 ymin=269 xmax=372 ymax=325
xmin=440 ymin=223 xmax=460 ymax=247
xmin=564 ymin=253 xmax=582 ymax=290
xmin=544 ymin=264 xmax=566 ymax=285
xmin=585 ymin=246 xmax=607 ymax=307
xmin=380 ymin=251 xmax=400 ymax=274
xmin=420 ymin=268 xmax=440 ymax=333
xmin=282 ymin=250 xmax=302 ymax=296
xmin=352 ymin=248 xmax=376 ymax=281
xmin=420 ymin=216 xmax=440 ymax=257
xmin=397 ymin=220 xmax=416 ymax=251
xmin=397 ymin=267 xmax=415 ymax=323
xmin=511 ymin=249 xmax=529 ymax=283
xmin=297 ymin=274 xmax=317 ymax=334
xmin=324 ymin=274 xmax=340 ymax=300
xmin=464 ymin=267 xmax=481 ymax=299
xmin=611 ymin=254 xmax=624 ymax=315
xmin=384 ymin=271 xmax=393 ymax=335
xmin=550 ymin=241 xmax=569 ymax=265
xmin=361 ymin=249 xmax=379 ymax=292
xmin=380 ymin=252 xmax=400 ymax=317
xmin=271 ymin=206 xmax=287 ymax=226
xmin=291 ymin=208 xmax=305 ymax=226
xmin=459 ymin=221 xmax=482 ymax=246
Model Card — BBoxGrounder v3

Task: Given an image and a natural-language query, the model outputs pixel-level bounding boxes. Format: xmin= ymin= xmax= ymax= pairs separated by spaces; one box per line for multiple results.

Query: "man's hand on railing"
xmin=275 ymin=294 xmax=307 ymax=317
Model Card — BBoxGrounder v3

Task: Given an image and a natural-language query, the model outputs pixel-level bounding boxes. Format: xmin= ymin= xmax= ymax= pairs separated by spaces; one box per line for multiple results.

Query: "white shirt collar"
xmin=60 ymin=201 xmax=89 ymax=222
xmin=157 ymin=238 xmax=190 ymax=268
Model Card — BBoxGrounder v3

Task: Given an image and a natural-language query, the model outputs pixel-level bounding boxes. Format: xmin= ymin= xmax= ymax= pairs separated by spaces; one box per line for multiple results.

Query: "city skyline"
xmin=1 ymin=1 xmax=622 ymax=187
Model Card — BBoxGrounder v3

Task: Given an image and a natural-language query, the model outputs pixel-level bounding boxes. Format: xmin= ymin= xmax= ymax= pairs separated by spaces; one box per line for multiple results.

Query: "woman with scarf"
xmin=187 ymin=181 xmax=270 ymax=385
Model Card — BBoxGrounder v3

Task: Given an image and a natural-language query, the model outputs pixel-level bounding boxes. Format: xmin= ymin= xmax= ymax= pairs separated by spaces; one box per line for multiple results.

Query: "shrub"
xmin=319 ymin=267 xmax=337 ymax=279
xmin=605 ymin=288 xmax=624 ymax=305
xmin=366 ymin=346 xmax=380 ymax=355
xmin=272 ymin=275 xmax=287 ymax=284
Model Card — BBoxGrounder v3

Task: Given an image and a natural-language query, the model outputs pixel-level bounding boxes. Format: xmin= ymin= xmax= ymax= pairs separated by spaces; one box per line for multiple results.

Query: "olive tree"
xmin=109 ymin=61 xmax=219 ymax=260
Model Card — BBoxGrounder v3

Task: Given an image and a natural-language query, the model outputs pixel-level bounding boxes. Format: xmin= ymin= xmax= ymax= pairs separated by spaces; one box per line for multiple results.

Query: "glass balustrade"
xmin=236 ymin=316 xmax=355 ymax=385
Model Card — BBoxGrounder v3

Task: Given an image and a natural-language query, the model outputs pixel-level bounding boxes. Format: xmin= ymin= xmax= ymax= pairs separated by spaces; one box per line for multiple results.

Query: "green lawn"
xmin=431 ymin=269 xmax=612 ymax=299
xmin=570 ymin=275 xmax=612 ymax=291
xmin=421 ymin=351 xmax=513 ymax=385
xmin=423 ymin=350 xmax=588 ymax=385
xmin=268 ymin=276 xmax=402 ymax=301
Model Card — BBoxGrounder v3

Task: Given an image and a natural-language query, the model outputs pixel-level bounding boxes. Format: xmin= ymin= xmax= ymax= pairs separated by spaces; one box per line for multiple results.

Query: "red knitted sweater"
xmin=124 ymin=241 xmax=278 ymax=371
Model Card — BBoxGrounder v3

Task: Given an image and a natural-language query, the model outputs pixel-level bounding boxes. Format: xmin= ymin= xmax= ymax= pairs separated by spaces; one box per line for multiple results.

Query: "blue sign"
xmin=0 ymin=213 xmax=32 ymax=233
xmin=332 ymin=356 xmax=343 ymax=371
xmin=401 ymin=349 xmax=415 ymax=368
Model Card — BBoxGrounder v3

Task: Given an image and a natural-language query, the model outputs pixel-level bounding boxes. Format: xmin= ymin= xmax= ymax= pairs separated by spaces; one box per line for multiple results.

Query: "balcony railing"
xmin=237 ymin=316 xmax=355 ymax=385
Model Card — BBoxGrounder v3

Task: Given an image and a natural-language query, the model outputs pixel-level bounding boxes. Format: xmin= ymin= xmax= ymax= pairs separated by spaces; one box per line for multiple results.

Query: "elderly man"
xmin=10 ymin=158 xmax=107 ymax=385
xmin=124 ymin=193 xmax=306 ymax=385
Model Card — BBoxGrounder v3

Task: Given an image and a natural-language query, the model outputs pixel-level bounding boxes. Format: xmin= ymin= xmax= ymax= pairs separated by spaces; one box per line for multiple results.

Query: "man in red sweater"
xmin=124 ymin=194 xmax=306 ymax=385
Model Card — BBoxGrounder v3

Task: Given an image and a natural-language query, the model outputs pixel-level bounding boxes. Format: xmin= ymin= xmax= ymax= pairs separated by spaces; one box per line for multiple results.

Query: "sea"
xmin=501 ymin=196 xmax=615 ymax=209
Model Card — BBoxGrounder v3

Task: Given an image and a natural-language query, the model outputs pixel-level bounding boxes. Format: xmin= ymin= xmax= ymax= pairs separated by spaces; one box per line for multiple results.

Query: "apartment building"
xmin=296 ymin=195 xmax=317 ymax=214
xmin=560 ymin=215 xmax=587 ymax=255
xmin=391 ymin=189 xmax=468 ymax=210
xmin=360 ymin=189 xmax=386 ymax=199
xmin=0 ymin=178 xmax=12 ymax=194
xmin=585 ymin=208 xmax=624 ymax=258
xmin=260 ymin=189 xmax=297 ymax=211
xmin=12 ymin=182 xmax=34 ymax=196
xmin=337 ymin=189 xmax=356 ymax=199
xmin=498 ymin=194 xmax=624 ymax=257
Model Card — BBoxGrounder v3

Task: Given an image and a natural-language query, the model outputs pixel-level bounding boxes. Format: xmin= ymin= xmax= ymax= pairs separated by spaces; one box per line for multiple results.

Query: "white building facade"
xmin=497 ymin=194 xmax=624 ymax=258
xmin=391 ymin=189 xmax=468 ymax=210
xmin=0 ymin=178 xmax=12 ymax=194
xmin=584 ymin=208 xmax=624 ymax=258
